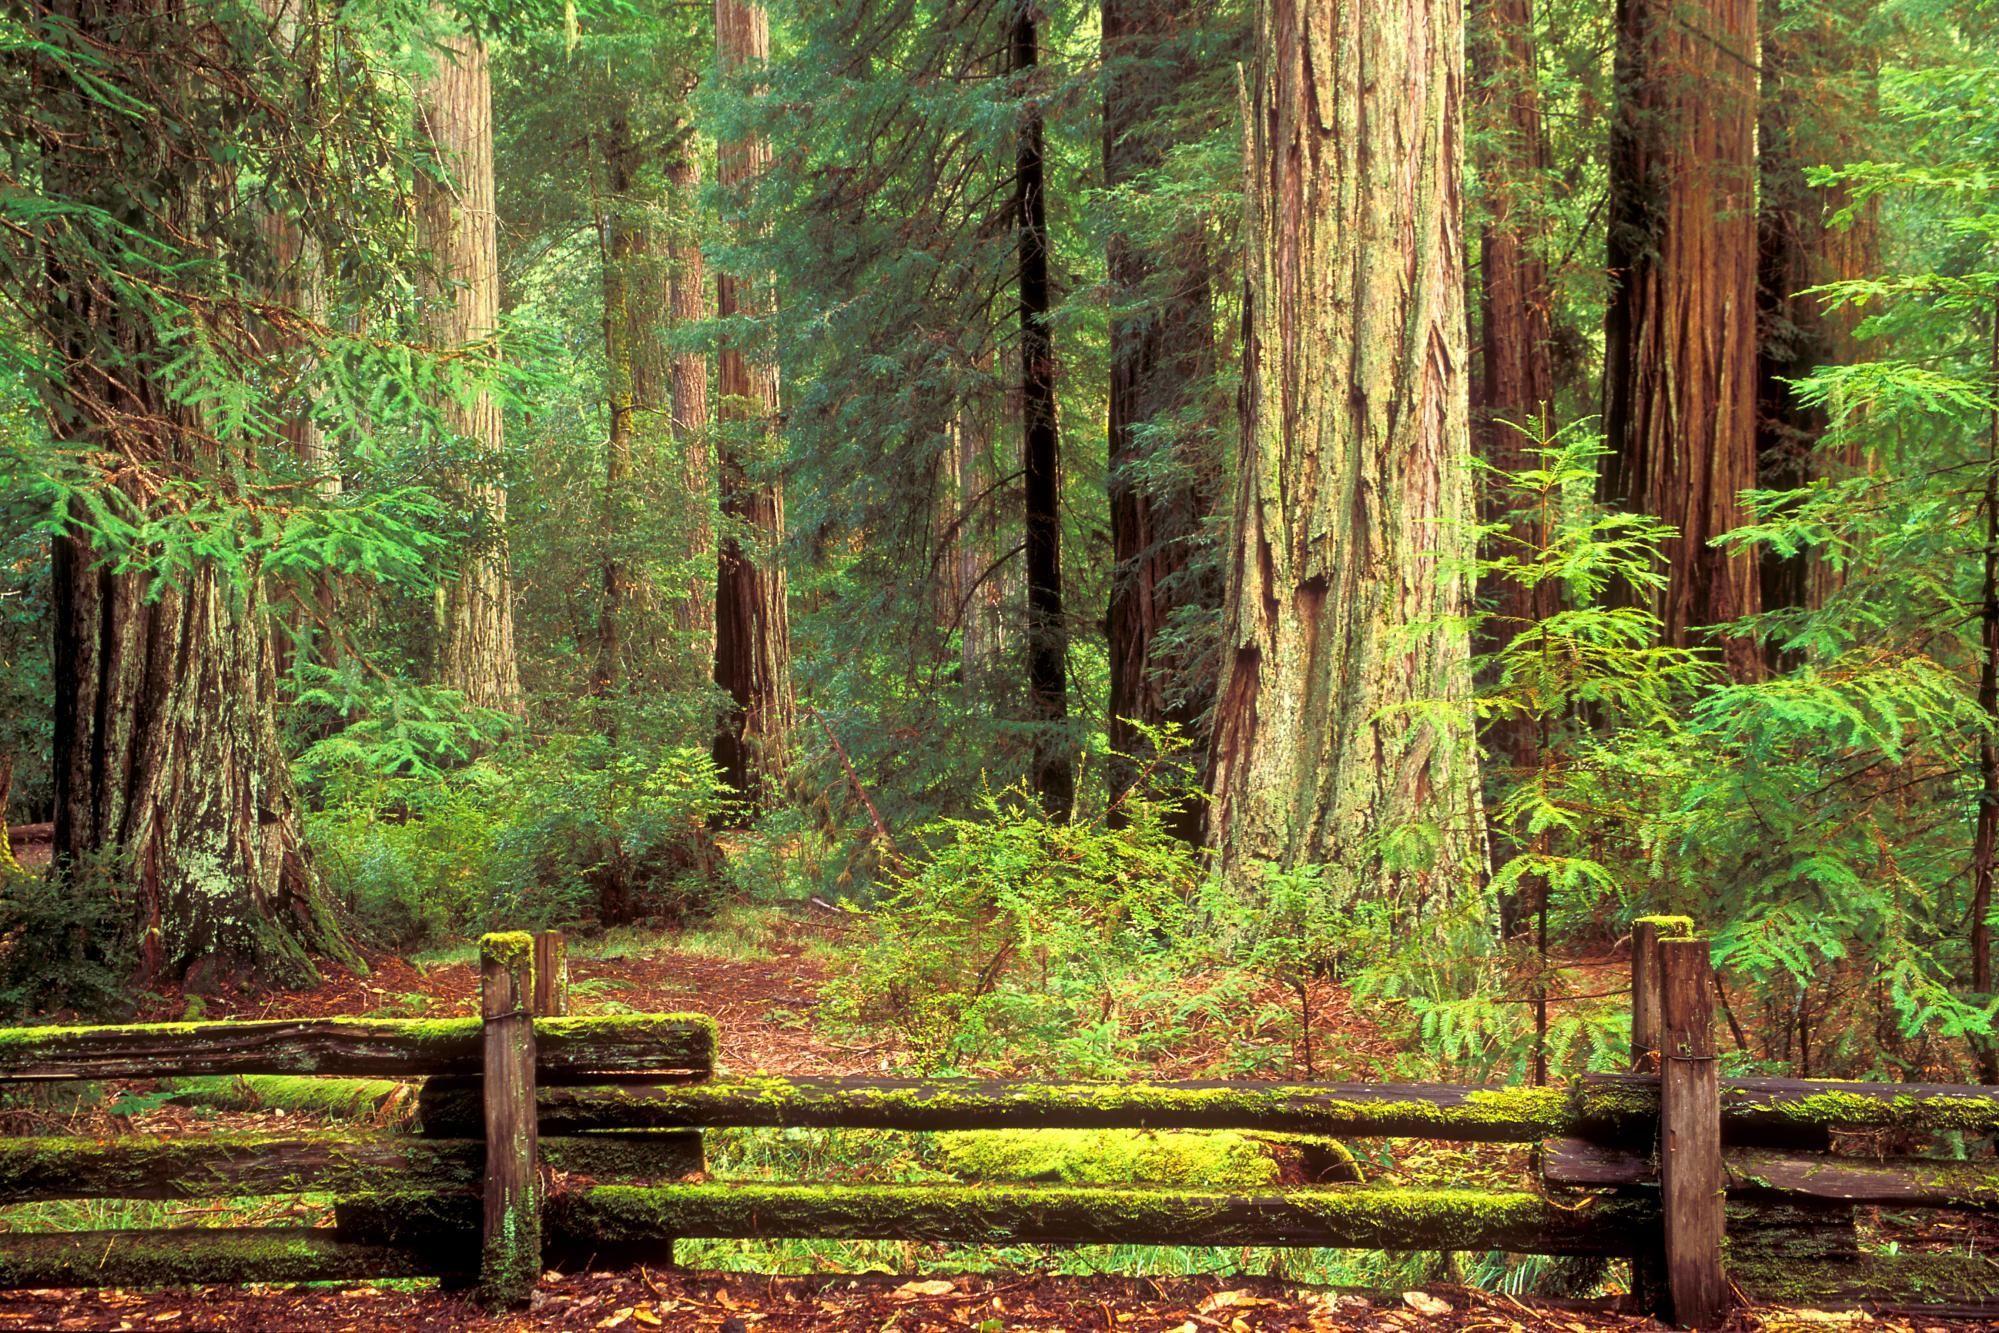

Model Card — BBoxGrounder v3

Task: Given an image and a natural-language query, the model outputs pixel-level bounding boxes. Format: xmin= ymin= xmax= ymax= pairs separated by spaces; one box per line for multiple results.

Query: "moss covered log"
xmin=549 ymin=1182 xmax=1654 ymax=1254
xmin=0 ymin=1013 xmax=714 ymax=1082
xmin=0 ymin=1130 xmax=702 ymax=1203
xmin=169 ymin=1074 xmax=415 ymax=1122
xmin=424 ymin=1075 xmax=1574 ymax=1141
xmin=0 ymin=1226 xmax=456 ymax=1290
xmin=1542 ymin=1137 xmax=1999 ymax=1209
xmin=1731 ymin=1249 xmax=1999 ymax=1311
xmin=1573 ymin=1073 xmax=1999 ymax=1138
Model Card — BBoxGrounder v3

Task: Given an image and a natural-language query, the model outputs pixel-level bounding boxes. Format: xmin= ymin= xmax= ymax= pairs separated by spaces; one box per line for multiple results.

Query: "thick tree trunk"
xmin=1010 ymin=0 xmax=1073 ymax=818
xmin=1602 ymin=0 xmax=1761 ymax=679
xmin=712 ymin=0 xmax=794 ymax=815
xmin=1103 ymin=0 xmax=1223 ymax=839
xmin=1206 ymin=0 xmax=1482 ymax=904
xmin=39 ymin=0 xmax=353 ymax=988
xmin=415 ymin=29 xmax=522 ymax=713
xmin=1755 ymin=0 xmax=1876 ymax=630
xmin=667 ymin=148 xmax=715 ymax=653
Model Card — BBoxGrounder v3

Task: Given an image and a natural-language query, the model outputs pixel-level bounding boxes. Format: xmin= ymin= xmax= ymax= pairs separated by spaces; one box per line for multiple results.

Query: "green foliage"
xmin=828 ymin=781 xmax=1203 ymax=1073
xmin=306 ymin=734 xmax=730 ymax=949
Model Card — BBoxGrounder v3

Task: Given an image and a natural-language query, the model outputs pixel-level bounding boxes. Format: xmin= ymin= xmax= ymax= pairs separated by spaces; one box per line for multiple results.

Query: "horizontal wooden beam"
xmin=1541 ymin=1139 xmax=1999 ymax=1210
xmin=0 ymin=1130 xmax=701 ymax=1203
xmin=1574 ymin=1074 xmax=1999 ymax=1138
xmin=549 ymin=1182 xmax=1656 ymax=1254
xmin=423 ymin=1075 xmax=1576 ymax=1141
xmin=1732 ymin=1248 xmax=1999 ymax=1313
xmin=0 ymin=1226 xmax=459 ymax=1290
xmin=0 ymin=1014 xmax=714 ymax=1082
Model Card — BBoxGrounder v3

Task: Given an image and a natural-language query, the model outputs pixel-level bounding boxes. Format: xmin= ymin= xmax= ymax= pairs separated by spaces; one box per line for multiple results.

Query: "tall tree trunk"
xmin=1010 ymin=0 xmax=1073 ymax=817
xmin=1602 ymin=0 xmax=1761 ymax=679
xmin=39 ymin=0 xmax=354 ymax=987
xmin=1755 ymin=0 xmax=1876 ymax=631
xmin=957 ymin=368 xmax=1004 ymax=687
xmin=1973 ymin=305 xmax=1999 ymax=1086
xmin=667 ymin=147 xmax=715 ymax=654
xmin=415 ymin=28 xmax=522 ymax=713
xmin=592 ymin=109 xmax=672 ymax=699
xmin=1206 ymin=0 xmax=1482 ymax=904
xmin=712 ymin=0 xmax=794 ymax=815
xmin=1103 ymin=0 xmax=1223 ymax=839
xmin=1470 ymin=0 xmax=1557 ymax=937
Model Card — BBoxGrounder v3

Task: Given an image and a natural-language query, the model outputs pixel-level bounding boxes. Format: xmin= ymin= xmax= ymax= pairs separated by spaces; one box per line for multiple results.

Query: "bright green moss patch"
xmin=478 ymin=931 xmax=536 ymax=972
xmin=170 ymin=1075 xmax=415 ymax=1123
xmin=1632 ymin=915 xmax=1695 ymax=939
xmin=934 ymin=1129 xmax=1281 ymax=1188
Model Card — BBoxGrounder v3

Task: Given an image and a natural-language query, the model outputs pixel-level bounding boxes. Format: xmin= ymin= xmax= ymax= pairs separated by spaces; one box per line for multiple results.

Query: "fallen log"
xmin=0 ymin=1130 xmax=702 ymax=1202
xmin=548 ymin=1182 xmax=1655 ymax=1254
xmin=0 ymin=1226 xmax=459 ymax=1289
xmin=422 ymin=1075 xmax=1575 ymax=1141
xmin=1541 ymin=1138 xmax=1999 ymax=1209
xmin=0 ymin=1014 xmax=714 ymax=1082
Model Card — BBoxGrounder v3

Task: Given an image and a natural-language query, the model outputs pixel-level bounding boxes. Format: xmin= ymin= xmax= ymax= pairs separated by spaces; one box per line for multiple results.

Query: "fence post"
xmin=1629 ymin=914 xmax=1690 ymax=1315
xmin=478 ymin=932 xmax=540 ymax=1309
xmin=533 ymin=930 xmax=569 ymax=1017
xmin=1659 ymin=936 xmax=1727 ymax=1328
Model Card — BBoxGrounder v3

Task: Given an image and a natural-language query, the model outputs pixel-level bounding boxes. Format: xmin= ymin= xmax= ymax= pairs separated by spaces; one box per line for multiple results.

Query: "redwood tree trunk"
xmin=712 ymin=0 xmax=794 ymax=814
xmin=1602 ymin=0 xmax=1761 ymax=679
xmin=1103 ymin=0 xmax=1223 ymax=839
xmin=1755 ymin=0 xmax=1876 ymax=630
xmin=39 ymin=0 xmax=353 ymax=987
xmin=667 ymin=147 xmax=715 ymax=653
xmin=1010 ymin=0 xmax=1073 ymax=818
xmin=415 ymin=29 xmax=522 ymax=713
xmin=1206 ymin=0 xmax=1482 ymax=903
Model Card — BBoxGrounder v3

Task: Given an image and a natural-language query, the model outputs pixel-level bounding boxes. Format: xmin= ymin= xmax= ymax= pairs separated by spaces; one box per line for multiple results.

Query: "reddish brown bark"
xmin=712 ymin=0 xmax=794 ymax=815
xmin=1603 ymin=0 xmax=1762 ymax=679
xmin=415 ymin=29 xmax=523 ymax=712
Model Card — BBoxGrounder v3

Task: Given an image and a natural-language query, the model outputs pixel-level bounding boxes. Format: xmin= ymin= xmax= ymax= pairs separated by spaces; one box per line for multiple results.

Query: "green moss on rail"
xmin=479 ymin=931 xmax=536 ymax=972
xmin=169 ymin=1074 xmax=414 ymax=1122
xmin=934 ymin=1129 xmax=1282 ymax=1188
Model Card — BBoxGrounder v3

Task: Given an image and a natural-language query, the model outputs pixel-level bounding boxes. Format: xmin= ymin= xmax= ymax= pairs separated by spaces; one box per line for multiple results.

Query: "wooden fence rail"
xmin=0 ymin=925 xmax=1993 ymax=1328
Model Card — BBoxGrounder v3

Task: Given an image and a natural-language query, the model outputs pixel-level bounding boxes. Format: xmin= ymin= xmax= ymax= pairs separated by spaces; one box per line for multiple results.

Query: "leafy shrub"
xmin=305 ymin=731 xmax=730 ymax=950
xmin=827 ymin=780 xmax=1202 ymax=1073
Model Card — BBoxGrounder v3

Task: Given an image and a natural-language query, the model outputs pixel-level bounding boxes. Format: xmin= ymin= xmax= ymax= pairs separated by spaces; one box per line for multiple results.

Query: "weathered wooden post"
xmin=479 ymin=931 xmax=540 ymax=1308
xmin=533 ymin=930 xmax=569 ymax=1017
xmin=1659 ymin=936 xmax=1727 ymax=1328
xmin=1629 ymin=914 xmax=1690 ymax=1314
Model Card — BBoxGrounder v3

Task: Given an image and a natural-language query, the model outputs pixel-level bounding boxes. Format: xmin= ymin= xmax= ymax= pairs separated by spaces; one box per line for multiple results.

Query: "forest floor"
xmin=1 ymin=910 xmax=1994 ymax=1331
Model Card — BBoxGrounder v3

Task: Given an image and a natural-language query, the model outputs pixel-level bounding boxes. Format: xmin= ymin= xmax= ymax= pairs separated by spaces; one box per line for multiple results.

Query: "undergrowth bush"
xmin=303 ymin=726 xmax=730 ymax=949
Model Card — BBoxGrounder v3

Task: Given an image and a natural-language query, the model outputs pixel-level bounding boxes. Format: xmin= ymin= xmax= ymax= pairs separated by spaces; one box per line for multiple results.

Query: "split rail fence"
xmin=0 ymin=920 xmax=1991 ymax=1328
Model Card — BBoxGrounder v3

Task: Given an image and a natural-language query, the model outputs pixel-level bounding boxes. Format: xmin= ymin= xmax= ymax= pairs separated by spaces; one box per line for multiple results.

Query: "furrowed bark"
xmin=711 ymin=0 xmax=794 ymax=817
xmin=1602 ymin=0 xmax=1762 ymax=679
xmin=416 ymin=26 xmax=522 ymax=713
xmin=40 ymin=0 xmax=354 ymax=988
xmin=1206 ymin=0 xmax=1482 ymax=902
xmin=667 ymin=146 xmax=715 ymax=653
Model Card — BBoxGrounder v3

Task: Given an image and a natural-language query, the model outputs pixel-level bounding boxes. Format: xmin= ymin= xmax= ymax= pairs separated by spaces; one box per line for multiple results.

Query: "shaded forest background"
xmin=0 ymin=0 xmax=1997 ymax=1097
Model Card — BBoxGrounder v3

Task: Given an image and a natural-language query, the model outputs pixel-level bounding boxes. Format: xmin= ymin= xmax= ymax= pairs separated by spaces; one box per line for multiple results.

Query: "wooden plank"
xmin=1573 ymin=1073 xmax=1999 ymax=1138
xmin=549 ymin=1182 xmax=1656 ymax=1254
xmin=479 ymin=933 xmax=541 ymax=1309
xmin=0 ymin=1131 xmax=702 ymax=1203
xmin=1658 ymin=938 xmax=1726 ymax=1328
xmin=0 ymin=1227 xmax=455 ymax=1289
xmin=421 ymin=1075 xmax=1576 ymax=1140
xmin=1731 ymin=1249 xmax=1999 ymax=1312
xmin=0 ymin=1013 xmax=713 ymax=1082
xmin=534 ymin=931 xmax=569 ymax=1017
xmin=1541 ymin=1138 xmax=1999 ymax=1210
